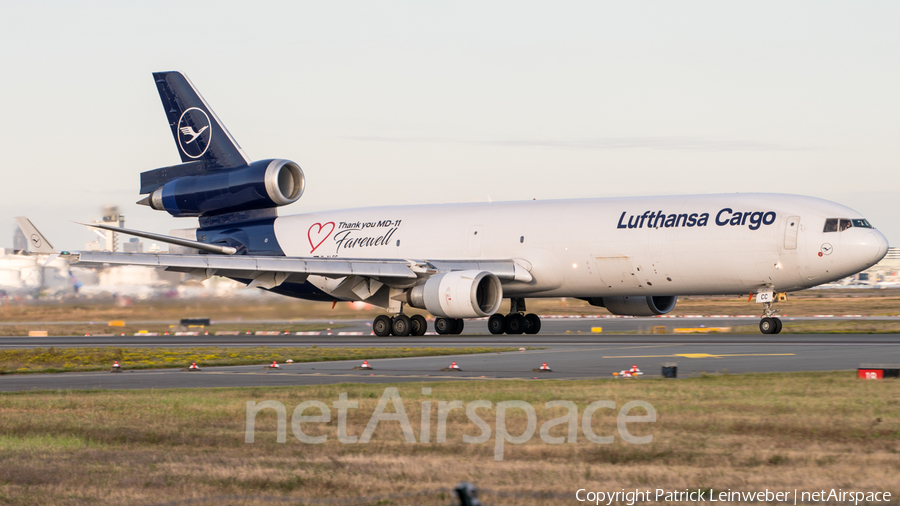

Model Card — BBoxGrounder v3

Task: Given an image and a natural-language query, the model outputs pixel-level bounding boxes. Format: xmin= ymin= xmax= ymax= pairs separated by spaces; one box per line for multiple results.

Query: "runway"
xmin=1 ymin=316 xmax=897 ymax=347
xmin=2 ymin=333 xmax=899 ymax=392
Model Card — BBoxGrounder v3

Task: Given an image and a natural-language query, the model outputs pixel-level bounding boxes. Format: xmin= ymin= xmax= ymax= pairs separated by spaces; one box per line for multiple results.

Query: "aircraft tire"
xmin=759 ymin=317 xmax=776 ymax=334
xmin=488 ymin=314 xmax=506 ymax=335
xmin=410 ymin=314 xmax=428 ymax=336
xmin=452 ymin=318 xmax=465 ymax=335
xmin=524 ymin=313 xmax=542 ymax=334
xmin=434 ymin=317 xmax=453 ymax=335
xmin=373 ymin=315 xmax=392 ymax=337
xmin=774 ymin=318 xmax=783 ymax=334
xmin=392 ymin=314 xmax=412 ymax=336
xmin=506 ymin=313 xmax=526 ymax=334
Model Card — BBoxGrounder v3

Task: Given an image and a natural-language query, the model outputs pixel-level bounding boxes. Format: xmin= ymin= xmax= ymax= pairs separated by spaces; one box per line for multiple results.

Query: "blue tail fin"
xmin=153 ymin=71 xmax=250 ymax=169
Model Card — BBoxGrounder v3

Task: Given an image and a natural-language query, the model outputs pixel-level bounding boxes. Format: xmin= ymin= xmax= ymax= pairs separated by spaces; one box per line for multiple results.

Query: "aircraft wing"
xmin=70 ymin=222 xmax=533 ymax=299
xmin=71 ymin=251 xmax=532 ymax=290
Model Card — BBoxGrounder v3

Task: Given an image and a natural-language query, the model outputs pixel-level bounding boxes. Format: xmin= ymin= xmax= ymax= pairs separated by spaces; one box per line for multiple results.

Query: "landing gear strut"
xmin=488 ymin=298 xmax=542 ymax=335
xmin=759 ymin=300 xmax=783 ymax=335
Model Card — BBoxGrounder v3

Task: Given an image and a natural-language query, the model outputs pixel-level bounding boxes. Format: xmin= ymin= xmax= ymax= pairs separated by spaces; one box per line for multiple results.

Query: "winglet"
xmin=14 ymin=217 xmax=56 ymax=253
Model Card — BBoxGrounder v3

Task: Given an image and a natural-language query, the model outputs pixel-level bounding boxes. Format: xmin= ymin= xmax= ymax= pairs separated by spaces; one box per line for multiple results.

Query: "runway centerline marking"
xmin=603 ymin=353 xmax=796 ymax=359
xmin=508 ymin=344 xmax=682 ymax=355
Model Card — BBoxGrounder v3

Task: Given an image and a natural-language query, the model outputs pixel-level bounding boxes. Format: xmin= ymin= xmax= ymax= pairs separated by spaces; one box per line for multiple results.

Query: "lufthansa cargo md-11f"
xmin=71 ymin=72 xmax=889 ymax=335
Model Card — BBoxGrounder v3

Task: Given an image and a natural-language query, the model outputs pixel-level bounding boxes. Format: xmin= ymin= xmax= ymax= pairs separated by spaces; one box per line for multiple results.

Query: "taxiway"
xmin=1 ymin=332 xmax=898 ymax=392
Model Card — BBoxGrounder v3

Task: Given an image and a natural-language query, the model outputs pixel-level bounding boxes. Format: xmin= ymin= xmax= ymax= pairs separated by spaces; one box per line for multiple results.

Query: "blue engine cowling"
xmin=147 ymin=159 xmax=304 ymax=217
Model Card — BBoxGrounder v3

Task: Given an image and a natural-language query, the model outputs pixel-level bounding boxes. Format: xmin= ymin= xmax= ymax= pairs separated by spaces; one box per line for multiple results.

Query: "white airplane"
xmin=68 ymin=71 xmax=889 ymax=336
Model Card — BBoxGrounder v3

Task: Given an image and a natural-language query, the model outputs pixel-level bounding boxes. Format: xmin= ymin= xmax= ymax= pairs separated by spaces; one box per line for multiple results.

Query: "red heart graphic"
xmin=308 ymin=222 xmax=335 ymax=253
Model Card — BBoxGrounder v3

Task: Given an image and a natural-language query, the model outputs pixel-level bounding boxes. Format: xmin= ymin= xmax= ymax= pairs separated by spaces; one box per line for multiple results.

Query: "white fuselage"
xmin=272 ymin=193 xmax=888 ymax=299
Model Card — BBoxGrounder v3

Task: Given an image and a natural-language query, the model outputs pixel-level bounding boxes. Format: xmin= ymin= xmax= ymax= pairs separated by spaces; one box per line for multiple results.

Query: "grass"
xmin=0 ymin=346 xmax=522 ymax=374
xmin=0 ymin=322 xmax=342 ymax=337
xmin=0 ymin=372 xmax=898 ymax=504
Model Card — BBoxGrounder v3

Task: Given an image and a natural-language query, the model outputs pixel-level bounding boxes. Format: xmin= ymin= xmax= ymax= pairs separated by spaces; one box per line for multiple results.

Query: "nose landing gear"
xmin=759 ymin=317 xmax=782 ymax=334
xmin=759 ymin=300 xmax=783 ymax=334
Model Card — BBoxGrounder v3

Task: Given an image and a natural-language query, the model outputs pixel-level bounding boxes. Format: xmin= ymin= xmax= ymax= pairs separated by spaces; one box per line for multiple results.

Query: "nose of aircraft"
xmin=858 ymin=230 xmax=889 ymax=265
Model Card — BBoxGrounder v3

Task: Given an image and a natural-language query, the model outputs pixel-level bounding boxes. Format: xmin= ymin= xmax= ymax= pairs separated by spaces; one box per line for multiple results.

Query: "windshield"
xmin=824 ymin=218 xmax=873 ymax=232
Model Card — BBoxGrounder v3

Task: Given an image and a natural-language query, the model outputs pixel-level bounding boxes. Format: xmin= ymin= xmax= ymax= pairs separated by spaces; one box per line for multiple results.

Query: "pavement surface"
xmin=1 ymin=324 xmax=899 ymax=391
xmin=0 ymin=316 xmax=895 ymax=347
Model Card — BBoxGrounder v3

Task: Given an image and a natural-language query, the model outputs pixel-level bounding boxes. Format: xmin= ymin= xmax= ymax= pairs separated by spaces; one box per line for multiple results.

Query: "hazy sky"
xmin=1 ymin=1 xmax=898 ymax=248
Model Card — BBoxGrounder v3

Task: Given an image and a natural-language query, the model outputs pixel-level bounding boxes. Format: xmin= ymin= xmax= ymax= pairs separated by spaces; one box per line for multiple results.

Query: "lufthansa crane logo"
xmin=177 ymin=107 xmax=211 ymax=159
xmin=30 ymin=234 xmax=41 ymax=249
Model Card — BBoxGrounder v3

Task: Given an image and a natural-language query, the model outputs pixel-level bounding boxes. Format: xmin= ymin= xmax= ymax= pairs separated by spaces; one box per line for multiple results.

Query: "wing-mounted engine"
xmin=584 ymin=295 xmax=677 ymax=316
xmin=403 ymin=270 xmax=503 ymax=318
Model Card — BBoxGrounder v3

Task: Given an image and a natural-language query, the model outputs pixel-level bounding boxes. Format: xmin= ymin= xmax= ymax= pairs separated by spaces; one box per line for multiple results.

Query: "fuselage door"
xmin=784 ymin=216 xmax=800 ymax=250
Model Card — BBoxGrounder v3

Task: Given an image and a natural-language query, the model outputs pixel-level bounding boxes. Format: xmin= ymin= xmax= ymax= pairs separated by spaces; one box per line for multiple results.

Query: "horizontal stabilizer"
xmin=76 ymin=222 xmax=236 ymax=255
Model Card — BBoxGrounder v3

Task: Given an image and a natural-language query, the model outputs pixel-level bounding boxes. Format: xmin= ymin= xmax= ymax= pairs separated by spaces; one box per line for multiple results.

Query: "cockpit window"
xmin=824 ymin=218 xmax=874 ymax=232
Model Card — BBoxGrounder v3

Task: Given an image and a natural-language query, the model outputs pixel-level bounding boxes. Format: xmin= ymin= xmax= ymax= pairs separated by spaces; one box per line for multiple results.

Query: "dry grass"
xmin=0 ymin=372 xmax=898 ymax=504
xmin=0 ymin=298 xmax=389 ymax=323
xmin=668 ymin=291 xmax=900 ymax=317
xmin=0 ymin=346 xmax=519 ymax=375
xmin=0 ymin=322 xmax=340 ymax=337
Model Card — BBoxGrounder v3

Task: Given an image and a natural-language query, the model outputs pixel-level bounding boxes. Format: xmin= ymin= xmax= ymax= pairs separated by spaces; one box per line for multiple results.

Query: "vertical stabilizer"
xmin=153 ymin=71 xmax=251 ymax=169
xmin=14 ymin=217 xmax=56 ymax=253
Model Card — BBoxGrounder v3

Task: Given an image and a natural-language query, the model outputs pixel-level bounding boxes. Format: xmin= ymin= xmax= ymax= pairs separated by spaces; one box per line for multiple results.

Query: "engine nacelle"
xmin=585 ymin=295 xmax=677 ymax=316
xmin=406 ymin=270 xmax=503 ymax=318
xmin=147 ymin=159 xmax=304 ymax=217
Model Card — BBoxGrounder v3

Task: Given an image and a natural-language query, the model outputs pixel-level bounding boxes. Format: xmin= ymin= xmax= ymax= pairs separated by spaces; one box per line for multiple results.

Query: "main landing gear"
xmin=759 ymin=299 xmax=782 ymax=334
xmin=372 ymin=313 xmax=428 ymax=337
xmin=488 ymin=298 xmax=542 ymax=335
xmin=434 ymin=317 xmax=465 ymax=335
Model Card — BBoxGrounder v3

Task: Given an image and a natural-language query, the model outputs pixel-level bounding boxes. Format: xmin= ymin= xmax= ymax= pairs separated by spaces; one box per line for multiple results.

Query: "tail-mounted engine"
xmin=584 ymin=295 xmax=677 ymax=316
xmin=139 ymin=159 xmax=304 ymax=217
xmin=404 ymin=270 xmax=503 ymax=318
xmin=141 ymin=72 xmax=306 ymax=218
